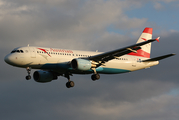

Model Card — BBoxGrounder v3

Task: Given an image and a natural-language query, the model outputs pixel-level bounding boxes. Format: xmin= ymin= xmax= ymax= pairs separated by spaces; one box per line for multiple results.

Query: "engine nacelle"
xmin=71 ymin=59 xmax=95 ymax=71
xmin=33 ymin=71 xmax=57 ymax=83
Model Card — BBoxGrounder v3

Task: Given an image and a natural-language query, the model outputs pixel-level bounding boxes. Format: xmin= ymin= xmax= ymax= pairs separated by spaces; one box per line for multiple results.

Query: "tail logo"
xmin=141 ymin=38 xmax=147 ymax=41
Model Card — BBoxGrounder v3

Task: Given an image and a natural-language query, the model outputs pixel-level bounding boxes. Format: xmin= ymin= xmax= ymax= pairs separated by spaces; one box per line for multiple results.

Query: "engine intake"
xmin=71 ymin=59 xmax=96 ymax=71
xmin=33 ymin=71 xmax=57 ymax=83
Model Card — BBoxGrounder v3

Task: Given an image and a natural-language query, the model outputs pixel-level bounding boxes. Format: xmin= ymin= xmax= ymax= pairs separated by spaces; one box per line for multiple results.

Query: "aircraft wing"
xmin=87 ymin=38 xmax=159 ymax=64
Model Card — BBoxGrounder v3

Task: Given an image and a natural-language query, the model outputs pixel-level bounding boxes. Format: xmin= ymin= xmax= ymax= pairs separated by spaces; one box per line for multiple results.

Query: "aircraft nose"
xmin=4 ymin=54 xmax=14 ymax=65
xmin=4 ymin=54 xmax=10 ymax=64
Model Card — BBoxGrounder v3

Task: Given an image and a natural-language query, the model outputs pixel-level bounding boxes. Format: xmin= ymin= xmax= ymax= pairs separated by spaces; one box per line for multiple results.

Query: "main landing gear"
xmin=64 ymin=69 xmax=100 ymax=88
xmin=91 ymin=73 xmax=100 ymax=81
xmin=64 ymin=72 xmax=75 ymax=88
xmin=26 ymin=67 xmax=31 ymax=80
xmin=91 ymin=68 xmax=100 ymax=81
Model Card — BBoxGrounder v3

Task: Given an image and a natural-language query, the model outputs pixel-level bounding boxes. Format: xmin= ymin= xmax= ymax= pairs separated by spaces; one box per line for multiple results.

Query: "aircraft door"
xmin=28 ymin=47 xmax=36 ymax=58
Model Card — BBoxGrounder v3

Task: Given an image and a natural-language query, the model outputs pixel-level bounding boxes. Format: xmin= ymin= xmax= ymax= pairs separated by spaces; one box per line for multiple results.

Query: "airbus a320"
xmin=4 ymin=27 xmax=175 ymax=88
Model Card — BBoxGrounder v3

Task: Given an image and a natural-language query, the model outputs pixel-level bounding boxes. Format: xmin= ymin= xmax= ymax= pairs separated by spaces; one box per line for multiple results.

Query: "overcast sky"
xmin=1 ymin=0 xmax=179 ymax=120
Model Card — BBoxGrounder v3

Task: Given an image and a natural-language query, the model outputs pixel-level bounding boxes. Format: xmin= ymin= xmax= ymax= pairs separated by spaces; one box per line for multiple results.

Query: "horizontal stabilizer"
xmin=142 ymin=53 xmax=176 ymax=62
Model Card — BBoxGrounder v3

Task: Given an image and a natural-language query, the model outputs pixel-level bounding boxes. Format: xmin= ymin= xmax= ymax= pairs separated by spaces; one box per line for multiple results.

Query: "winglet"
xmin=156 ymin=37 xmax=160 ymax=42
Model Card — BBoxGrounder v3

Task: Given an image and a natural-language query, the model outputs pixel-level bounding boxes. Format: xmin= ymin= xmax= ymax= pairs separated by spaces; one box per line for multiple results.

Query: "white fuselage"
xmin=4 ymin=46 xmax=159 ymax=74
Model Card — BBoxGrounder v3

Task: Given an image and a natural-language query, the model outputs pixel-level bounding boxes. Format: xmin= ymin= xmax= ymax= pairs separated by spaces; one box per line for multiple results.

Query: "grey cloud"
xmin=0 ymin=78 xmax=178 ymax=120
xmin=0 ymin=0 xmax=149 ymax=50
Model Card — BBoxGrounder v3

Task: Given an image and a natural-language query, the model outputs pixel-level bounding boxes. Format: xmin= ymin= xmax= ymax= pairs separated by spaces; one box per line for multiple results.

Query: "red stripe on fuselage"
xmin=128 ymin=49 xmax=150 ymax=58
xmin=37 ymin=48 xmax=51 ymax=57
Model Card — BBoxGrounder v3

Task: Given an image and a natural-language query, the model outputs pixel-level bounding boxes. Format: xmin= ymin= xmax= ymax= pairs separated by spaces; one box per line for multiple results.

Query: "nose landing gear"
xmin=64 ymin=72 xmax=75 ymax=88
xmin=26 ymin=67 xmax=31 ymax=80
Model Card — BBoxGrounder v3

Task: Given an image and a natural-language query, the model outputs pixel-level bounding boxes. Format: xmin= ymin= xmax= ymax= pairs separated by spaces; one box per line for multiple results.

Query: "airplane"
xmin=4 ymin=27 xmax=175 ymax=88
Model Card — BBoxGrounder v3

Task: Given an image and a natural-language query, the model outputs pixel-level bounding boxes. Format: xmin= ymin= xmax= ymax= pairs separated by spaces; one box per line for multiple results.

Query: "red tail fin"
xmin=128 ymin=27 xmax=153 ymax=58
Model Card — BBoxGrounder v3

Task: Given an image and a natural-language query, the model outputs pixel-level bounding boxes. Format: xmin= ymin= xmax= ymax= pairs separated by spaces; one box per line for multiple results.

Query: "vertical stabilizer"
xmin=128 ymin=27 xmax=153 ymax=58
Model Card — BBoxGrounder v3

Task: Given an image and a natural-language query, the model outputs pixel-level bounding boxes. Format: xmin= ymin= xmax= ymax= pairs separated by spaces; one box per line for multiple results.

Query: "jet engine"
xmin=33 ymin=71 xmax=57 ymax=83
xmin=71 ymin=59 xmax=96 ymax=71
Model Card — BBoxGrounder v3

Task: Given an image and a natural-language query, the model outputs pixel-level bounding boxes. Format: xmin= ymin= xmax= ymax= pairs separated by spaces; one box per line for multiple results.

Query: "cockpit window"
xmin=11 ymin=50 xmax=24 ymax=53
xmin=11 ymin=50 xmax=16 ymax=53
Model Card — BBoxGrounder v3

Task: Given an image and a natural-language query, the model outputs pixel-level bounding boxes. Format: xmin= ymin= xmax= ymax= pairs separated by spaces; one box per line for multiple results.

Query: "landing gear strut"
xmin=91 ymin=68 xmax=100 ymax=81
xmin=26 ymin=67 xmax=31 ymax=80
xmin=64 ymin=72 xmax=74 ymax=88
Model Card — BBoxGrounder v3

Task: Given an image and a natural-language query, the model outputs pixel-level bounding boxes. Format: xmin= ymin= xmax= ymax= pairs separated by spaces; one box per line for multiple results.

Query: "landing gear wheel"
xmin=91 ymin=74 xmax=96 ymax=81
xmin=64 ymin=72 xmax=75 ymax=88
xmin=25 ymin=67 xmax=31 ymax=80
xmin=26 ymin=75 xmax=31 ymax=80
xmin=91 ymin=74 xmax=100 ymax=81
xmin=66 ymin=81 xmax=75 ymax=88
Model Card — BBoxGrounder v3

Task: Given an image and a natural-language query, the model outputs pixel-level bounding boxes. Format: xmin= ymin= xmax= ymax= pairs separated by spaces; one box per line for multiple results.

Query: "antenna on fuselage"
xmin=27 ymin=44 xmax=29 ymax=47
